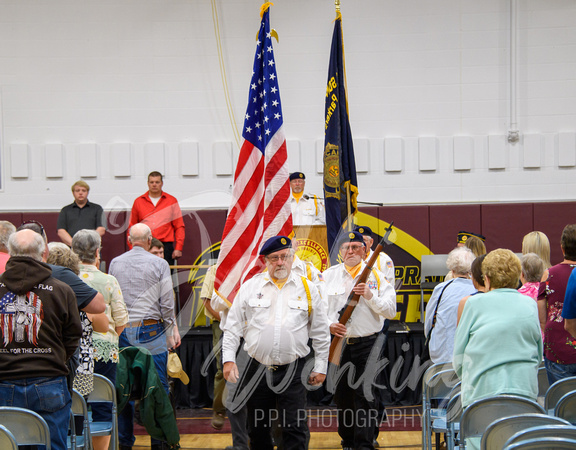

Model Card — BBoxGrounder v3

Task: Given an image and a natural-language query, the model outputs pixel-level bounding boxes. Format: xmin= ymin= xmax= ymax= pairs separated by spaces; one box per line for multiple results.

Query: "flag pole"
xmin=335 ymin=0 xmax=340 ymax=15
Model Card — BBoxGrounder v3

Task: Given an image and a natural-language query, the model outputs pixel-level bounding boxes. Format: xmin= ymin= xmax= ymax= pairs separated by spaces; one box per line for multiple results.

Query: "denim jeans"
xmin=118 ymin=323 xmax=169 ymax=447
xmin=544 ymin=357 xmax=576 ymax=385
xmin=0 ymin=375 xmax=71 ymax=450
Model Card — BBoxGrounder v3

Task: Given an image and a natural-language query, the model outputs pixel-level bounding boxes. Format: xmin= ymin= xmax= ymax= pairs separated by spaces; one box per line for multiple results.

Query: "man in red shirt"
xmin=129 ymin=171 xmax=185 ymax=265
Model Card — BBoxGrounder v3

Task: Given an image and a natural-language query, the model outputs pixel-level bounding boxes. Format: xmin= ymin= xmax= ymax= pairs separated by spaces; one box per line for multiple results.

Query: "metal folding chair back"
xmin=554 ymin=391 xmax=576 ymax=424
xmin=536 ymin=366 xmax=549 ymax=405
xmin=504 ymin=436 xmax=576 ymax=450
xmin=544 ymin=376 xmax=576 ymax=414
xmin=0 ymin=424 xmax=18 ymax=450
xmin=443 ymin=390 xmax=463 ymax=450
xmin=0 ymin=406 xmax=52 ymax=449
xmin=69 ymin=389 xmax=92 ymax=450
xmin=480 ymin=413 xmax=570 ymax=450
xmin=419 ymin=254 xmax=449 ymax=321
xmin=504 ymin=425 xmax=576 ymax=449
xmin=421 ymin=361 xmax=454 ymax=450
xmin=423 ymin=368 xmax=460 ymax=450
xmin=458 ymin=395 xmax=545 ymax=449
xmin=87 ymin=374 xmax=117 ymax=450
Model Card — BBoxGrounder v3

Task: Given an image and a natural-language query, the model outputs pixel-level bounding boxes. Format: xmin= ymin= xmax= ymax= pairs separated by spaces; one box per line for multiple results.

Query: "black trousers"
xmin=242 ymin=357 xmax=308 ymax=450
xmin=334 ymin=336 xmax=381 ymax=450
xmin=162 ymin=241 xmax=175 ymax=266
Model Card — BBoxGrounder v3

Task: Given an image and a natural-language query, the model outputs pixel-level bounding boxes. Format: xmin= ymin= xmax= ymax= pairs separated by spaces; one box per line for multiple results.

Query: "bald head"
xmin=8 ymin=229 xmax=46 ymax=261
xmin=129 ymin=223 xmax=152 ymax=250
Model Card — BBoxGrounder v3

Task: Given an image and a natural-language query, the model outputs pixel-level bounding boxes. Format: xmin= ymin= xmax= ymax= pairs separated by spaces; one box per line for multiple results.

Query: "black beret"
xmin=260 ymin=235 xmax=292 ymax=256
xmin=338 ymin=231 xmax=365 ymax=248
xmin=289 ymin=172 xmax=305 ymax=181
xmin=353 ymin=226 xmax=373 ymax=237
xmin=457 ymin=231 xmax=486 ymax=244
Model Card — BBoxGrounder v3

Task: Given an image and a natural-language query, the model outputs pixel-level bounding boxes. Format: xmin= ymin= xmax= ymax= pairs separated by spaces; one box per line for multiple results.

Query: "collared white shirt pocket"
xmin=248 ymin=297 xmax=271 ymax=308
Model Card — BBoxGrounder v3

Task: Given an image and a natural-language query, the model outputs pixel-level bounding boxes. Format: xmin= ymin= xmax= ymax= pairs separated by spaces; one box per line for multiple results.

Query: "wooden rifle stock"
xmin=328 ymin=222 xmax=394 ymax=366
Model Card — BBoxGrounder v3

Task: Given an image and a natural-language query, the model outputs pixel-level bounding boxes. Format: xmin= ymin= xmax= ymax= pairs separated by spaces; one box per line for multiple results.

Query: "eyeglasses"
xmin=18 ymin=220 xmax=46 ymax=237
xmin=266 ymin=253 xmax=293 ymax=263
xmin=341 ymin=244 xmax=364 ymax=252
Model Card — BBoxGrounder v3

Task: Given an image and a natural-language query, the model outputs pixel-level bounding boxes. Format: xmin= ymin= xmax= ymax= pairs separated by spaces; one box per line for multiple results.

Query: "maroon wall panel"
xmin=100 ymin=210 xmax=128 ymax=267
xmin=21 ymin=212 xmax=60 ymax=243
xmin=0 ymin=213 xmax=23 ymax=229
xmin=481 ymin=203 xmax=534 ymax=253
xmin=380 ymin=205 xmax=430 ymax=250
xmin=429 ymin=204 xmax=482 ymax=254
xmin=533 ymin=202 xmax=576 ymax=264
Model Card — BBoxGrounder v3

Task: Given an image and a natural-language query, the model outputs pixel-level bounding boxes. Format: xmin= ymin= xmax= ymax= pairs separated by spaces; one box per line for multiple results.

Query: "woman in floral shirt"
xmin=537 ymin=224 xmax=576 ymax=384
xmin=72 ymin=230 xmax=129 ymax=450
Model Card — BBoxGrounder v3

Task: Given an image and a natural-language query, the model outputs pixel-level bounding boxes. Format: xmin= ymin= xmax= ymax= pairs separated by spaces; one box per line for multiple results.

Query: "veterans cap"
xmin=167 ymin=352 xmax=189 ymax=385
xmin=353 ymin=226 xmax=373 ymax=237
xmin=338 ymin=231 xmax=366 ymax=248
xmin=260 ymin=235 xmax=292 ymax=256
xmin=457 ymin=231 xmax=486 ymax=244
xmin=289 ymin=172 xmax=305 ymax=181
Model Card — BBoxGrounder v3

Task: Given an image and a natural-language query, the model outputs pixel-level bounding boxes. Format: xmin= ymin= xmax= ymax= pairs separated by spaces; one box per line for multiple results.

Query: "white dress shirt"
xmin=292 ymin=254 xmax=325 ymax=299
xmin=366 ymin=249 xmax=395 ymax=286
xmin=322 ymin=261 xmax=397 ymax=337
xmin=290 ymin=194 xmax=325 ymax=225
xmin=222 ymin=271 xmax=331 ymax=374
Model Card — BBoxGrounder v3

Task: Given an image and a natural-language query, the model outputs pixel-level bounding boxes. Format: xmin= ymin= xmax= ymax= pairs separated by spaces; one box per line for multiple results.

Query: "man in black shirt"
xmin=57 ymin=180 xmax=106 ymax=246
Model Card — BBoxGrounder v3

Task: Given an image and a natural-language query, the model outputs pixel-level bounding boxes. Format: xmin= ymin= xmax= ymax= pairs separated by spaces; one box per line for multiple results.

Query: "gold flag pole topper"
xmin=335 ymin=0 xmax=340 ymax=15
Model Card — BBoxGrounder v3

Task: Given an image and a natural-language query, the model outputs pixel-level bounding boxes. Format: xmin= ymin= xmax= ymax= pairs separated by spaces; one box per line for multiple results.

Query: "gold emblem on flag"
xmin=324 ymin=143 xmax=340 ymax=199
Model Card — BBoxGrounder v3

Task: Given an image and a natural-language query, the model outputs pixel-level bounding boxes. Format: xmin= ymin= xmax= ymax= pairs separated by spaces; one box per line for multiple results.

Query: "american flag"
xmin=214 ymin=5 xmax=292 ymax=305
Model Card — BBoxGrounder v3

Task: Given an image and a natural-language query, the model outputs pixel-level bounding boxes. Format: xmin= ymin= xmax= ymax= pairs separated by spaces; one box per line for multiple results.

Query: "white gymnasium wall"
xmin=0 ymin=0 xmax=575 ymax=211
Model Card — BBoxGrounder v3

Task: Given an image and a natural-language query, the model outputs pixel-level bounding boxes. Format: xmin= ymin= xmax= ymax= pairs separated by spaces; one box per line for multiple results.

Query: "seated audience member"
xmin=0 ymin=230 xmax=82 ymax=450
xmin=538 ymin=224 xmax=576 ymax=383
xmin=454 ymin=250 xmax=542 ymax=421
xmin=0 ymin=220 xmax=16 ymax=273
xmin=72 ymin=229 xmax=129 ymax=450
xmin=47 ymin=243 xmax=108 ymax=397
xmin=150 ymin=238 xmax=165 ymax=259
xmin=457 ymin=254 xmax=487 ymax=324
xmin=522 ymin=231 xmax=552 ymax=281
xmin=425 ymin=247 xmax=476 ymax=363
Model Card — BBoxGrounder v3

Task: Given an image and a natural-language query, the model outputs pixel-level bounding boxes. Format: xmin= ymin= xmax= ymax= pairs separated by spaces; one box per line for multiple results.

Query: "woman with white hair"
xmin=424 ymin=246 xmax=477 ymax=363
xmin=72 ymin=229 xmax=129 ymax=450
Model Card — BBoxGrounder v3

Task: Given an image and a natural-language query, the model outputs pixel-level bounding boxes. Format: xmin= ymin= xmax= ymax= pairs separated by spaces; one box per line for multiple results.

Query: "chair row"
xmin=0 ymin=373 xmax=118 ymax=450
xmin=422 ymin=362 xmax=576 ymax=450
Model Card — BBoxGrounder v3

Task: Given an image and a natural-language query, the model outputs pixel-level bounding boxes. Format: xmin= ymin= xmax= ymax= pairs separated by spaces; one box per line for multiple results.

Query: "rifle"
xmin=328 ymin=222 xmax=394 ymax=366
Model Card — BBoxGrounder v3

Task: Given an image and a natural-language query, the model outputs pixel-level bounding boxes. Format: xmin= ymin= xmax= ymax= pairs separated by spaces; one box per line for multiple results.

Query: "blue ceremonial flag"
xmin=323 ymin=12 xmax=358 ymax=258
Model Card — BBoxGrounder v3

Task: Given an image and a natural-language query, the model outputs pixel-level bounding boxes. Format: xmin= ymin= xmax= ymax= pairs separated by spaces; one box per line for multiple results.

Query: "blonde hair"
xmin=465 ymin=236 xmax=487 ymax=257
xmin=522 ymin=231 xmax=551 ymax=268
xmin=482 ymin=248 xmax=521 ymax=289
xmin=72 ymin=180 xmax=90 ymax=192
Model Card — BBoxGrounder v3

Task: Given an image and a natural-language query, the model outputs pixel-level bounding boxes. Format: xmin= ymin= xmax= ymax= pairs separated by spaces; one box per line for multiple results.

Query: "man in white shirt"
xmin=222 ymin=235 xmax=330 ymax=449
xmin=322 ymin=231 xmax=396 ymax=450
xmin=354 ymin=225 xmax=395 ymax=285
xmin=289 ymin=172 xmax=326 ymax=225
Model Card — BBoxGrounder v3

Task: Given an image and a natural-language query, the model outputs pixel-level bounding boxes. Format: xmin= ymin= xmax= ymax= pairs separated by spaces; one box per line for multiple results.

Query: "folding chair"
xmin=544 ymin=376 xmax=576 ymax=414
xmin=480 ymin=413 xmax=570 ymax=450
xmin=421 ymin=362 xmax=454 ymax=450
xmin=458 ymin=395 xmax=545 ymax=449
xmin=0 ymin=406 xmax=52 ymax=449
xmin=503 ymin=425 xmax=576 ymax=449
xmin=87 ymin=374 xmax=117 ymax=450
xmin=504 ymin=436 xmax=576 ymax=449
xmin=419 ymin=254 xmax=449 ymax=322
xmin=437 ymin=390 xmax=463 ymax=450
xmin=554 ymin=391 xmax=576 ymax=424
xmin=0 ymin=424 xmax=18 ymax=450
xmin=536 ymin=366 xmax=549 ymax=407
xmin=422 ymin=367 xmax=459 ymax=450
xmin=69 ymin=389 xmax=92 ymax=450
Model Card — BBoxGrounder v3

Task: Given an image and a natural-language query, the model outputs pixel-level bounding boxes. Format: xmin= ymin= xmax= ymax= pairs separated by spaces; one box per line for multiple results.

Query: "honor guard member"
xmin=291 ymin=251 xmax=325 ymax=299
xmin=354 ymin=226 xmax=395 ymax=286
xmin=322 ymin=231 xmax=397 ymax=450
xmin=290 ymin=172 xmax=326 ymax=226
xmin=222 ymin=236 xmax=330 ymax=449
xmin=456 ymin=231 xmax=486 ymax=247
